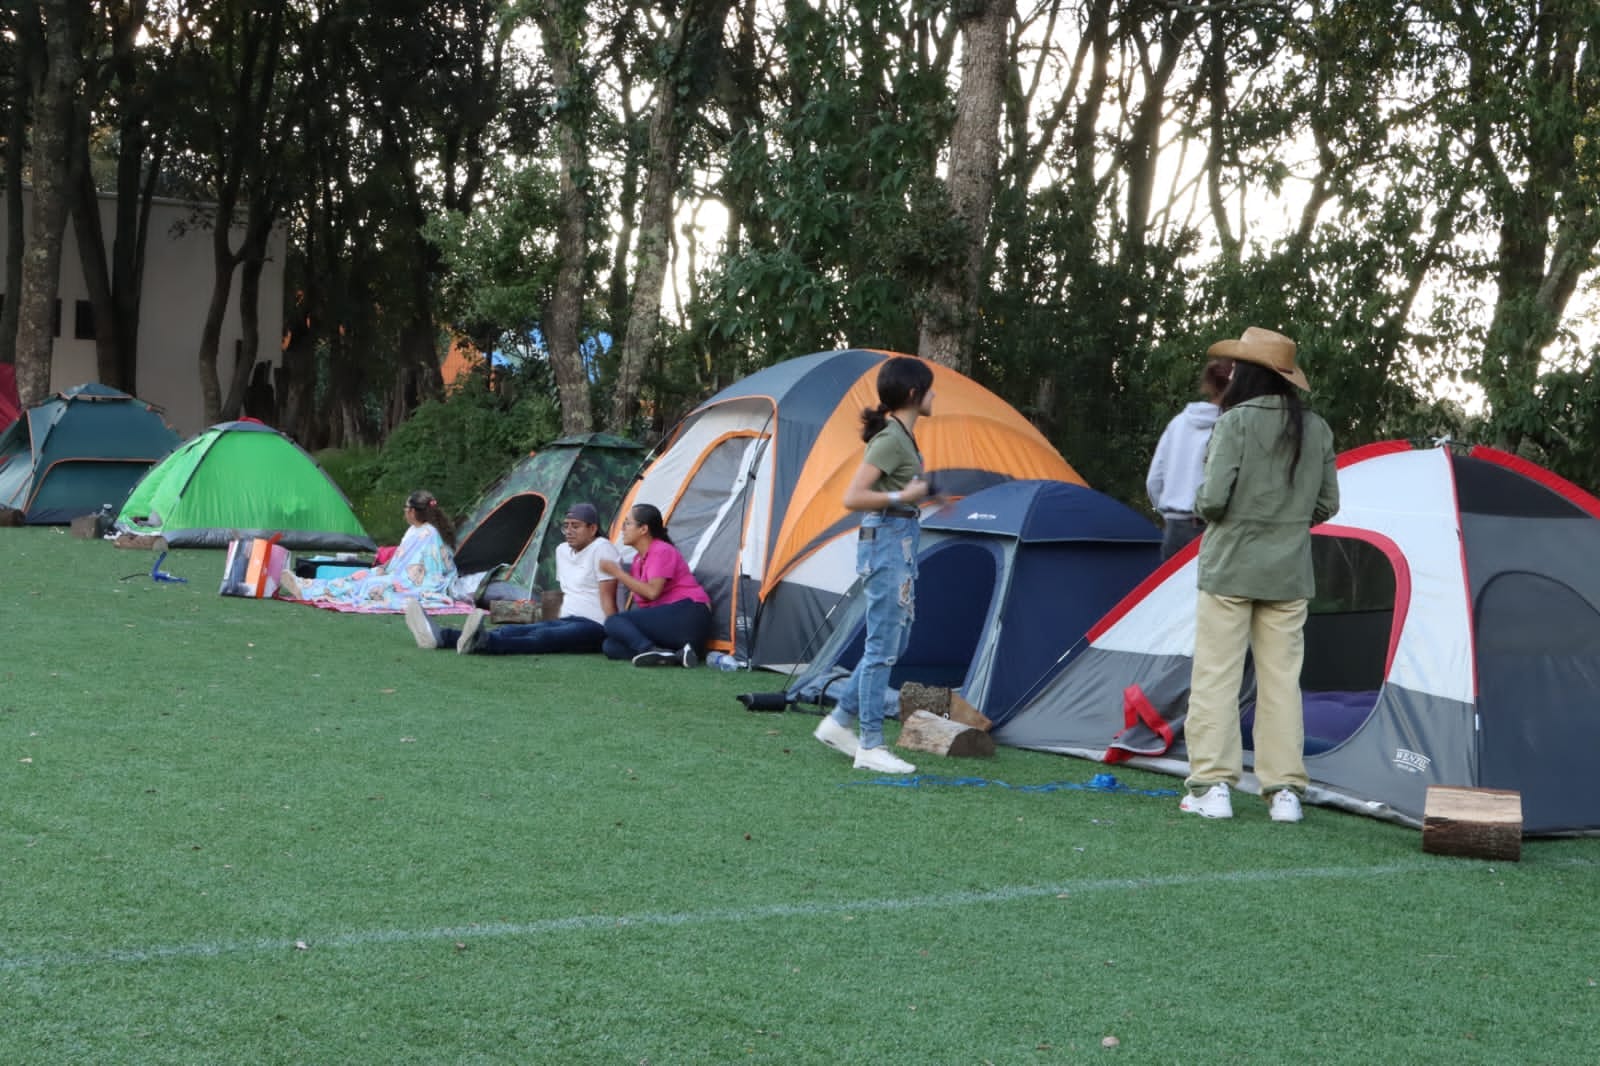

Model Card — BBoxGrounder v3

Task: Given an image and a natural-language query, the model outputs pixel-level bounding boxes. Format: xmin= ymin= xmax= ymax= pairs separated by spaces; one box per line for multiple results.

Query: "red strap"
xmin=1105 ymin=684 xmax=1175 ymax=764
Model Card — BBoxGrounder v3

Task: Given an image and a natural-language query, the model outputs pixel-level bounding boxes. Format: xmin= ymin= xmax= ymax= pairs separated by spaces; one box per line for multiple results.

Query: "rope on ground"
xmin=842 ymin=772 xmax=1179 ymax=797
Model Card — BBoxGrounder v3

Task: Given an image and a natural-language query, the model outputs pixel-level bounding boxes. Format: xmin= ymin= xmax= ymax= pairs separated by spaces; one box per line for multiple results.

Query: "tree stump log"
xmin=490 ymin=597 xmax=540 ymax=624
xmin=70 ymin=514 xmax=101 ymax=538
xmin=898 ymin=683 xmax=993 ymax=731
xmin=113 ymin=533 xmax=168 ymax=551
xmin=895 ymin=709 xmax=996 ymax=758
xmin=0 ymin=507 xmax=22 ymax=527
xmin=1422 ymin=786 xmax=1522 ymax=862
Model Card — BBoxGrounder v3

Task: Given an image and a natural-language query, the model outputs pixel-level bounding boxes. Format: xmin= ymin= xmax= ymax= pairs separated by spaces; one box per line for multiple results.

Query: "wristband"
xmin=887 ymin=490 xmax=902 ymax=505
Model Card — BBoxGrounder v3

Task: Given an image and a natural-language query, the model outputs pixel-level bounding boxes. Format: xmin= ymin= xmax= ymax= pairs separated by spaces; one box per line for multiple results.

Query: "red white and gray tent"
xmin=995 ymin=441 xmax=1600 ymax=834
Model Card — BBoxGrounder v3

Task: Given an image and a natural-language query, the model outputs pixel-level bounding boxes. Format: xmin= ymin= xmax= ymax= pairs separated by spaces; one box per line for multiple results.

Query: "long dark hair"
xmin=629 ymin=503 xmax=673 ymax=545
xmin=1219 ymin=363 xmax=1305 ymax=483
xmin=860 ymin=357 xmax=935 ymax=442
xmin=407 ymin=489 xmax=457 ymax=549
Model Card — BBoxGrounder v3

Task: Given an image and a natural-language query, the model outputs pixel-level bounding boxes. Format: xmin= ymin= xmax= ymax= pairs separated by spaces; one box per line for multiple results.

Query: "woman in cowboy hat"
xmin=1178 ymin=327 xmax=1340 ymax=824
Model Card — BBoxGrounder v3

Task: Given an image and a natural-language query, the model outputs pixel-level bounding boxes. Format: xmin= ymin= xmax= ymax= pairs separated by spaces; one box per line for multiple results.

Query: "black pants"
xmin=602 ymin=600 xmax=713 ymax=659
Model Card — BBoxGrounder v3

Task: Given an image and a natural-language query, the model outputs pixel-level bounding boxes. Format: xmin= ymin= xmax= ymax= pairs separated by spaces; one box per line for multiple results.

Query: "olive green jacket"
xmin=1195 ymin=396 xmax=1339 ymax=601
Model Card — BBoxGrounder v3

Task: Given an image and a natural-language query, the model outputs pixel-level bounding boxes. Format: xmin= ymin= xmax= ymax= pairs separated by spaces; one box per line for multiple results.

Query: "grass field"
xmin=3 ymin=529 xmax=1598 ymax=1065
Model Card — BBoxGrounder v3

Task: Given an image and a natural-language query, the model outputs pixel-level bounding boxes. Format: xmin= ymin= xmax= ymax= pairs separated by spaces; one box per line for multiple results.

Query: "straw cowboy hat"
xmin=1207 ymin=326 xmax=1310 ymax=391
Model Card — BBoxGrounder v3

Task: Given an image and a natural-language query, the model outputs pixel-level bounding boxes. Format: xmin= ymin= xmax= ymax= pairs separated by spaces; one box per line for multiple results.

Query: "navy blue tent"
xmin=787 ymin=480 xmax=1162 ymax=727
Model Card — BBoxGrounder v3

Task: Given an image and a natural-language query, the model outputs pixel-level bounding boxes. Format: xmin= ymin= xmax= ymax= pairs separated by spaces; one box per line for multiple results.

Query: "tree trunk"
xmin=196 ymin=201 xmax=240 ymax=426
xmin=0 ymin=8 xmax=33 ymax=367
xmin=535 ymin=8 xmax=595 ymax=435
xmin=612 ymin=86 xmax=679 ymax=431
xmin=70 ymin=143 xmax=122 ymax=388
xmin=917 ymin=0 xmax=1012 ymax=372
xmin=221 ymin=224 xmax=270 ymax=421
xmin=15 ymin=0 xmax=83 ymax=407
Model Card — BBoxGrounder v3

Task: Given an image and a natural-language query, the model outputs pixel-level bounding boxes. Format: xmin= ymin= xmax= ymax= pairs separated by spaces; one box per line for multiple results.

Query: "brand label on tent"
xmin=965 ymin=512 xmax=999 ymax=521
xmin=1393 ymin=748 xmax=1431 ymax=774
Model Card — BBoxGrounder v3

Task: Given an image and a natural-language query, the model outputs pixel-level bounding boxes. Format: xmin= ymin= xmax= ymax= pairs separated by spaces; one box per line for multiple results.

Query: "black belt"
xmin=874 ymin=507 xmax=920 ymax=519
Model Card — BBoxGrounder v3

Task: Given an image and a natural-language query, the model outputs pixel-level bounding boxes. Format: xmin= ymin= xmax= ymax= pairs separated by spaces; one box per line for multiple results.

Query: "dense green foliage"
xmin=3 ymin=0 xmax=1599 ymax=502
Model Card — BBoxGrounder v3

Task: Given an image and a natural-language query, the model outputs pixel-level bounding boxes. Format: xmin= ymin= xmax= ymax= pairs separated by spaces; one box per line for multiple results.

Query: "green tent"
xmin=117 ymin=420 xmax=374 ymax=550
xmin=453 ymin=432 xmax=646 ymax=590
xmin=0 ymin=383 xmax=180 ymax=523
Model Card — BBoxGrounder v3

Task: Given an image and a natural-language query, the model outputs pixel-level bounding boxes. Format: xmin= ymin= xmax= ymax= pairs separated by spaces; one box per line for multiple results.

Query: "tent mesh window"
xmin=1243 ymin=535 xmax=1395 ymax=756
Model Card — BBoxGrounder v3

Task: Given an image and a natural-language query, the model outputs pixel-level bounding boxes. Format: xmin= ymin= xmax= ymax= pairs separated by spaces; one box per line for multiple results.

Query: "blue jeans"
xmin=437 ymin=616 xmax=606 ymax=654
xmin=602 ymin=600 xmax=714 ymax=660
xmin=829 ymin=514 xmax=919 ymax=749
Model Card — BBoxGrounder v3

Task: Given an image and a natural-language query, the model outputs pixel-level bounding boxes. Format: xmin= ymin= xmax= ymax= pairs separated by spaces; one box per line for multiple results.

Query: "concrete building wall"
xmin=3 ymin=188 xmax=286 ymax=436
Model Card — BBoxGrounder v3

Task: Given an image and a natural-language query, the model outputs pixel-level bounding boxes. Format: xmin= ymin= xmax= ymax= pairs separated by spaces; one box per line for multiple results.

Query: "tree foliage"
xmin=4 ymin=0 xmax=1600 ymax=500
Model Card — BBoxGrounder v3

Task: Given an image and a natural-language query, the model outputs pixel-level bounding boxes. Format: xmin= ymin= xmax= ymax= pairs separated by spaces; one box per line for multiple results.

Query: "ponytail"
xmin=859 ymin=403 xmax=890 ymax=443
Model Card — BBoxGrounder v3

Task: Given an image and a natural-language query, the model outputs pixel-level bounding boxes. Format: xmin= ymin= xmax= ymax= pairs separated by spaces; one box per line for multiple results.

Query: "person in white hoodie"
xmin=1146 ymin=358 xmax=1232 ymax=559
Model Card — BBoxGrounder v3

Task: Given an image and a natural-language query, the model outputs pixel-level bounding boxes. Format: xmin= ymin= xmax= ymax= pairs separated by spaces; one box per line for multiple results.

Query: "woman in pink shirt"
xmin=599 ymin=503 xmax=713 ymax=667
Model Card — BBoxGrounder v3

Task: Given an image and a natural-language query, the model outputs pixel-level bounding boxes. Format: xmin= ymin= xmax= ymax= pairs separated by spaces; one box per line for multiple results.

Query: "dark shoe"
xmin=632 ymin=648 xmax=678 ymax=667
xmin=680 ymin=644 xmax=699 ymax=668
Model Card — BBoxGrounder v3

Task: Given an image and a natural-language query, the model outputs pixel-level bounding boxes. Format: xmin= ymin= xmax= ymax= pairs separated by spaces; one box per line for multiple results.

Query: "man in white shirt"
xmin=1146 ymin=358 xmax=1231 ymax=560
xmin=404 ymin=503 xmax=620 ymax=654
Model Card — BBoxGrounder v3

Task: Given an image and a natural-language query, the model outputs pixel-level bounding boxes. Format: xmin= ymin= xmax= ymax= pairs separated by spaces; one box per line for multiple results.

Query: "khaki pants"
xmin=1185 ymin=592 xmax=1309 ymax=795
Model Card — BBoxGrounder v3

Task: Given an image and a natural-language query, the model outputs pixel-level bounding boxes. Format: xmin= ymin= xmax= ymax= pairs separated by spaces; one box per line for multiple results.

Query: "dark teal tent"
xmin=0 ymin=384 xmax=180 ymax=523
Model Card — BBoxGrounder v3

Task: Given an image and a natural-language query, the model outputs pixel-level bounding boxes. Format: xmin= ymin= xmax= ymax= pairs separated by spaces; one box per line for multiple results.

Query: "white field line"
xmin=0 ymin=860 xmax=1447 ymax=973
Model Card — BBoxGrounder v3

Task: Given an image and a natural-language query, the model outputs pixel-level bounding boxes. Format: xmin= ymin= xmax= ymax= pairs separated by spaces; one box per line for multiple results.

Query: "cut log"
xmin=898 ymin=681 xmax=950 ymax=718
xmin=113 ymin=533 xmax=169 ymax=551
xmin=70 ymin=514 xmax=101 ymax=538
xmin=895 ymin=709 xmax=996 ymax=758
xmin=490 ymin=598 xmax=540 ymax=624
xmin=897 ymin=682 xmax=993 ymax=731
xmin=1422 ymin=786 xmax=1522 ymax=862
xmin=0 ymin=507 xmax=23 ymax=527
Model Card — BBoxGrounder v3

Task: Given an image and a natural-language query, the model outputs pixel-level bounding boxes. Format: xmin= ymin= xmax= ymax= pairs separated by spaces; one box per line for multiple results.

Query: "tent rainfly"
xmin=0 ymin=383 xmax=180 ymax=523
xmin=116 ymin=420 xmax=374 ymax=551
xmin=453 ymin=432 xmax=647 ymax=591
xmin=614 ymin=350 xmax=1083 ymax=666
xmin=788 ymin=480 xmax=1162 ymax=727
xmin=997 ymin=442 xmax=1600 ymax=834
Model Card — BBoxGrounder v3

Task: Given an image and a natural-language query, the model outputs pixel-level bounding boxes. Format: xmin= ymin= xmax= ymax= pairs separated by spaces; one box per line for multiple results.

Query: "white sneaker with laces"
xmin=1179 ymin=782 xmax=1233 ymax=819
xmin=853 ymin=745 xmax=915 ymax=774
xmin=1269 ymin=789 xmax=1304 ymax=823
xmin=457 ymin=609 xmax=490 ymax=655
xmin=813 ymin=717 xmax=859 ymax=757
xmin=404 ymin=599 xmax=440 ymax=649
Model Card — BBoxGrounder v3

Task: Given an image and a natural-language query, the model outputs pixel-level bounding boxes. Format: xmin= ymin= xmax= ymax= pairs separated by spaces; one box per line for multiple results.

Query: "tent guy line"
xmin=0 ymin=860 xmax=1442 ymax=973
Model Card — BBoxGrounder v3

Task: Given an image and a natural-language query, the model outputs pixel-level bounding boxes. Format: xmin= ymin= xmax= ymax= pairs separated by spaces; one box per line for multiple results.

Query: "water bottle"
xmin=706 ymin=651 xmax=746 ymax=672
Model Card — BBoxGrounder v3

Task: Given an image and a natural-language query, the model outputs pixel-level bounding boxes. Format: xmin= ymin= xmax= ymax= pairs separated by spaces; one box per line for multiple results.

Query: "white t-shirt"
xmin=557 ymin=537 xmax=622 ymax=625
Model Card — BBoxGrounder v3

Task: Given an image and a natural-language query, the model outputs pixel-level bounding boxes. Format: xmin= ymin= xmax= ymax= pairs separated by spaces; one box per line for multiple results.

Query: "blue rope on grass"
xmin=843 ymin=772 xmax=1179 ymax=797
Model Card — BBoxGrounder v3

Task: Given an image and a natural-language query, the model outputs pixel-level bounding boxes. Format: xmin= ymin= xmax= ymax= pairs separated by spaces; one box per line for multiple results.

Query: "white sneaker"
xmin=457 ymin=609 xmax=490 ymax=655
xmin=853 ymin=745 xmax=915 ymax=774
xmin=1179 ymin=782 xmax=1233 ymax=819
xmin=1269 ymin=789 xmax=1304 ymax=823
xmin=813 ymin=717 xmax=859 ymax=757
xmin=404 ymin=599 xmax=440 ymax=649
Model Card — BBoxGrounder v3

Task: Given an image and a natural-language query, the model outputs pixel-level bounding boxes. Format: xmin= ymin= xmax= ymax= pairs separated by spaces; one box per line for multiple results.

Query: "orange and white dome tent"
xmin=614 ymin=349 xmax=1082 ymax=666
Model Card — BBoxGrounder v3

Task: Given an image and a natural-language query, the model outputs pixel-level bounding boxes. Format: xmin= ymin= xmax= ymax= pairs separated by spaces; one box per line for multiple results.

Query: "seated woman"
xmin=279 ymin=489 xmax=458 ymax=610
xmin=599 ymin=503 xmax=712 ymax=667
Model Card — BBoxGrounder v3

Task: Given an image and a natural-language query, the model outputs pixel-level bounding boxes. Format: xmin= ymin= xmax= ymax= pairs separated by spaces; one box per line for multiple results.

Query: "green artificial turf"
xmin=3 ymin=530 xmax=1598 ymax=1064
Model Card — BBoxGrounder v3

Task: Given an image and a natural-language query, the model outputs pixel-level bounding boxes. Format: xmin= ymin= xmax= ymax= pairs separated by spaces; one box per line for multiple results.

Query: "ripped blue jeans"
xmin=828 ymin=514 xmax=919 ymax=750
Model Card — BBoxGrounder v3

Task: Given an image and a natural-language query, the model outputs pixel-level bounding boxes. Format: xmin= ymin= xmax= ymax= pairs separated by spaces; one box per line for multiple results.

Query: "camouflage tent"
xmin=453 ymin=432 xmax=646 ymax=591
